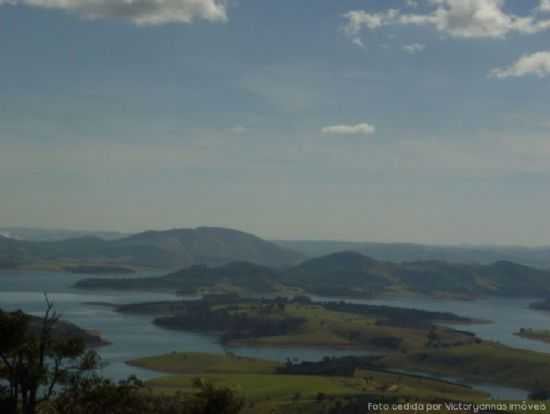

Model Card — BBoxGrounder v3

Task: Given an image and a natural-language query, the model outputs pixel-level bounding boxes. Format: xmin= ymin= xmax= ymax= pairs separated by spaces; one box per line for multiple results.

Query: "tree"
xmin=187 ymin=378 xmax=244 ymax=414
xmin=0 ymin=297 xmax=99 ymax=414
xmin=426 ymin=326 xmax=439 ymax=348
xmin=0 ymin=299 xmax=245 ymax=414
xmin=47 ymin=376 xmax=244 ymax=414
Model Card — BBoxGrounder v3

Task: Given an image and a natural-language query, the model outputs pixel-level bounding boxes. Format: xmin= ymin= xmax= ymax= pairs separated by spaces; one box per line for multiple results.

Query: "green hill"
xmin=76 ymin=261 xmax=292 ymax=296
xmin=77 ymin=250 xmax=550 ymax=299
xmin=283 ymin=252 xmax=550 ymax=299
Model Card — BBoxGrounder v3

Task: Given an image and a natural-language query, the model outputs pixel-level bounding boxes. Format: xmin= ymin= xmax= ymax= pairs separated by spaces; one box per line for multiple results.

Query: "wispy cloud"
xmin=403 ymin=43 xmax=425 ymax=54
xmin=0 ymin=0 xmax=228 ymax=25
xmin=343 ymin=0 xmax=550 ymax=44
xmin=321 ymin=123 xmax=376 ymax=136
xmin=490 ymin=51 xmax=550 ymax=79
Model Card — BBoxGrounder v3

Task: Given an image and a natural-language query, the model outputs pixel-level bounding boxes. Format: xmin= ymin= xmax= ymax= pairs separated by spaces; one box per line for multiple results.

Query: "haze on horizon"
xmin=2 ymin=0 xmax=550 ymax=246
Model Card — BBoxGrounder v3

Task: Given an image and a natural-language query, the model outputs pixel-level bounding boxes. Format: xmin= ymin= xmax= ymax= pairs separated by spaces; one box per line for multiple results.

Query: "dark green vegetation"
xmin=113 ymin=296 xmax=480 ymax=351
xmin=515 ymin=328 xmax=550 ymax=344
xmin=0 ymin=307 xmax=107 ymax=348
xmin=0 ymin=227 xmax=303 ymax=271
xmin=44 ymin=376 xmax=244 ymax=414
xmin=277 ymin=240 xmax=550 ymax=269
xmin=78 ymin=251 xmax=550 ymax=299
xmin=282 ymin=252 xmax=550 ymax=298
xmin=0 ymin=304 xmax=244 ymax=414
xmin=76 ymin=262 xmax=297 ymax=296
xmin=530 ymin=298 xmax=550 ymax=311
xmin=0 ymin=302 xmax=100 ymax=414
xmin=129 ymin=352 xmax=487 ymax=414
xmin=27 ymin=315 xmax=108 ymax=348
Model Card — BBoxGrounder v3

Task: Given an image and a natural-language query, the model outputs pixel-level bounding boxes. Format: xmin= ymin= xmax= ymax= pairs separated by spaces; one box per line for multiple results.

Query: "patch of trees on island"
xmin=154 ymin=299 xmax=305 ymax=343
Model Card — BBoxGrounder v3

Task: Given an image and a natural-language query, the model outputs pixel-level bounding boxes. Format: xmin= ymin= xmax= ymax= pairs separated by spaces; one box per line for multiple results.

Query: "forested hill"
xmin=281 ymin=251 xmax=550 ymax=298
xmin=276 ymin=240 xmax=550 ymax=269
xmin=0 ymin=227 xmax=303 ymax=269
xmin=77 ymin=250 xmax=550 ymax=300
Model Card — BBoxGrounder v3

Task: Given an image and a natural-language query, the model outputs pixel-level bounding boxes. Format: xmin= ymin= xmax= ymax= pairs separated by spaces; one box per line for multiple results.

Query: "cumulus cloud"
xmin=0 ymin=0 xmax=228 ymax=25
xmin=403 ymin=43 xmax=426 ymax=53
xmin=321 ymin=123 xmax=376 ymax=136
xmin=490 ymin=51 xmax=550 ymax=79
xmin=343 ymin=0 xmax=550 ymax=43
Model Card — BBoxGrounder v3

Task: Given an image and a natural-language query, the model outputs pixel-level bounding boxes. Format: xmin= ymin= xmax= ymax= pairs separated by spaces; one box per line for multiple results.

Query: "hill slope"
xmin=282 ymin=252 xmax=550 ymax=299
xmin=276 ymin=240 xmax=550 ymax=269
xmin=77 ymin=251 xmax=550 ymax=299
xmin=76 ymin=261 xmax=289 ymax=295
xmin=0 ymin=227 xmax=303 ymax=270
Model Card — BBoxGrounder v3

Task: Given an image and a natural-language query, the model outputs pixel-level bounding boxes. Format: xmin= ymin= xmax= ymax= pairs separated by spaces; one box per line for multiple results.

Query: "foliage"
xmin=0 ymin=298 xmax=99 ymax=414
xmin=41 ymin=375 xmax=244 ymax=414
xmin=0 ymin=301 xmax=245 ymax=414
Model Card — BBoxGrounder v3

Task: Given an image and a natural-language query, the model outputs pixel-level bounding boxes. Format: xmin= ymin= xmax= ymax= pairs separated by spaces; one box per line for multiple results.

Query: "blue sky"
xmin=1 ymin=0 xmax=550 ymax=244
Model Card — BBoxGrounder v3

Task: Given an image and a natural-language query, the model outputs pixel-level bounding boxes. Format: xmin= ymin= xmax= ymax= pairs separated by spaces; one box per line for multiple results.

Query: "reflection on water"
xmin=1 ymin=270 xmax=548 ymax=399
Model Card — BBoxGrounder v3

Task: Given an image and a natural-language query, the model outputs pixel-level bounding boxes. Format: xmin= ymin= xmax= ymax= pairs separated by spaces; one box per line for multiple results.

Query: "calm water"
xmin=0 ymin=271 xmax=369 ymax=381
xmin=3 ymin=270 xmax=548 ymax=400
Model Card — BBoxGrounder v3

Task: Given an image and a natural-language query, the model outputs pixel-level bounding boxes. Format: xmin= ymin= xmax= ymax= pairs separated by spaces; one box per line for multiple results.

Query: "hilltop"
xmin=77 ymin=250 xmax=550 ymax=299
xmin=77 ymin=261 xmax=294 ymax=296
xmin=281 ymin=252 xmax=550 ymax=298
xmin=0 ymin=227 xmax=303 ymax=270
xmin=276 ymin=240 xmax=550 ymax=269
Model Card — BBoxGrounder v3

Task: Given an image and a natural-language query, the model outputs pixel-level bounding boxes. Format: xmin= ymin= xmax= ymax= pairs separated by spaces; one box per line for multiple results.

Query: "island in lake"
xmin=515 ymin=328 xmax=550 ymax=344
xmin=88 ymin=294 xmax=550 ymax=394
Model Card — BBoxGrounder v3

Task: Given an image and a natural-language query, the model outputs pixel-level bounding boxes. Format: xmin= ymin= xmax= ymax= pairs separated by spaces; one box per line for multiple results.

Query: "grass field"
xmin=129 ymin=352 xmax=488 ymax=414
xmin=223 ymin=302 xmax=475 ymax=352
xmin=128 ymin=352 xmax=279 ymax=375
xmin=379 ymin=341 xmax=550 ymax=391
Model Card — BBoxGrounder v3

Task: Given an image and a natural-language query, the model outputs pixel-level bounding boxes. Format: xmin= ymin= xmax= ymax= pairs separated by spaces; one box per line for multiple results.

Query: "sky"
xmin=1 ymin=0 xmax=550 ymax=245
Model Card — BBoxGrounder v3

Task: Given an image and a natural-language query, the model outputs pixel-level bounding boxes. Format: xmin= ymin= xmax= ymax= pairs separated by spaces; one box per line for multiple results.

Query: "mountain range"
xmin=76 ymin=251 xmax=550 ymax=300
xmin=276 ymin=240 xmax=550 ymax=269
xmin=0 ymin=227 xmax=303 ymax=269
xmin=3 ymin=226 xmax=550 ymax=269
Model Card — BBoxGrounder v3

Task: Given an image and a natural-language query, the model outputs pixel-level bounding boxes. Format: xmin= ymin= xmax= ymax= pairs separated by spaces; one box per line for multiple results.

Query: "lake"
xmin=3 ymin=270 xmax=548 ymax=400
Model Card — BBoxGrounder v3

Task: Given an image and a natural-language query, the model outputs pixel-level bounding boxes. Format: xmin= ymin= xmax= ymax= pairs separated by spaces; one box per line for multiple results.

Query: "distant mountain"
xmin=282 ymin=252 xmax=550 ymax=299
xmin=0 ymin=227 xmax=303 ymax=270
xmin=275 ymin=240 xmax=550 ymax=269
xmin=0 ymin=227 xmax=126 ymax=241
xmin=77 ymin=250 xmax=550 ymax=300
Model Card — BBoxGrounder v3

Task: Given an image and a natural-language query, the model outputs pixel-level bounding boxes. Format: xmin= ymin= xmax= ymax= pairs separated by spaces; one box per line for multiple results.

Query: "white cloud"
xmin=321 ymin=123 xmax=376 ymax=136
xmin=490 ymin=51 xmax=550 ymax=78
xmin=343 ymin=0 xmax=550 ymax=42
xmin=403 ymin=42 xmax=426 ymax=53
xmin=539 ymin=0 xmax=550 ymax=13
xmin=0 ymin=0 xmax=228 ymax=25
